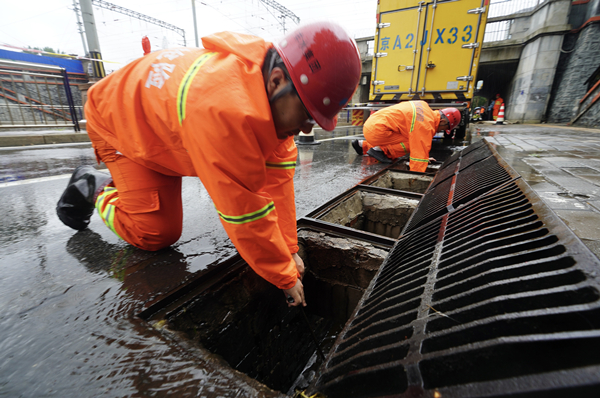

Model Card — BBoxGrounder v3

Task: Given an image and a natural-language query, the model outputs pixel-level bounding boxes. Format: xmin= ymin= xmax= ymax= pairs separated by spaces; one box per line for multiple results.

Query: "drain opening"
xmin=368 ymin=170 xmax=434 ymax=193
xmin=159 ymin=230 xmax=388 ymax=394
xmin=317 ymin=191 xmax=420 ymax=239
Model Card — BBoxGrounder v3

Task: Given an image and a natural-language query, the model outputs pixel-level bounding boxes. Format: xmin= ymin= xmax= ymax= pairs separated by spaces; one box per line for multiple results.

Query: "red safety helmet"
xmin=274 ymin=22 xmax=361 ymax=131
xmin=441 ymin=108 xmax=461 ymax=132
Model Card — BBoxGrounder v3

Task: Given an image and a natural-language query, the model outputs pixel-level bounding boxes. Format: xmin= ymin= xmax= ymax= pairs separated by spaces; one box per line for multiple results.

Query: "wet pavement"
xmin=0 ymin=122 xmax=599 ymax=397
xmin=477 ymin=123 xmax=600 ymax=258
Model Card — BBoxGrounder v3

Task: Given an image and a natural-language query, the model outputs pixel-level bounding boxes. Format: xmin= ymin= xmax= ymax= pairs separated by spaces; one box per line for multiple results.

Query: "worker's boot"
xmin=351 ymin=139 xmax=363 ymax=155
xmin=56 ymin=165 xmax=112 ymax=231
xmin=367 ymin=148 xmax=392 ymax=164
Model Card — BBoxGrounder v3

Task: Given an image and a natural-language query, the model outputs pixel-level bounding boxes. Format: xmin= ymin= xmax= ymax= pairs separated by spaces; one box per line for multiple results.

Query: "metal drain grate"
xmin=404 ymin=141 xmax=514 ymax=232
xmin=307 ymin=139 xmax=600 ymax=398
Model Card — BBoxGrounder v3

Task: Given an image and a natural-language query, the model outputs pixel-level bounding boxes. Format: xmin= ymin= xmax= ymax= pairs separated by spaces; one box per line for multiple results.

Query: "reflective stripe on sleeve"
xmin=266 ymin=161 xmax=296 ymax=170
xmin=217 ymin=202 xmax=275 ymax=225
xmin=177 ymin=52 xmax=216 ymax=125
xmin=409 ymin=101 xmax=417 ymax=133
xmin=400 ymin=142 xmax=407 ymax=154
xmin=410 ymin=156 xmax=429 ymax=163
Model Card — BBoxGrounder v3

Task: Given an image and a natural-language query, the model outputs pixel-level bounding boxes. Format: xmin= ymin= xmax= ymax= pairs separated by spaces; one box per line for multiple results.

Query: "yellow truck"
xmin=369 ymin=0 xmax=490 ymax=138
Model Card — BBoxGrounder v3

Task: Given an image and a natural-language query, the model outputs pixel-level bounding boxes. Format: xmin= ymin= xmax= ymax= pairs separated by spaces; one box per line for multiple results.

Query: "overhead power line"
xmin=258 ymin=0 xmax=300 ymax=33
xmin=90 ymin=0 xmax=186 ymax=46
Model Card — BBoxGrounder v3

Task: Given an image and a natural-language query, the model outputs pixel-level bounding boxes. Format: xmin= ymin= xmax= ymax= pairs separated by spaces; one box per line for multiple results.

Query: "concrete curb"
xmin=0 ymin=132 xmax=90 ymax=147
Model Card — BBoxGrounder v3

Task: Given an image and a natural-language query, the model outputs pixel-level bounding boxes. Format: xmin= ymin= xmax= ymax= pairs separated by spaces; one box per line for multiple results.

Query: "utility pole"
xmin=72 ymin=0 xmax=89 ymax=55
xmin=79 ymin=0 xmax=106 ymax=78
xmin=192 ymin=0 xmax=199 ymax=47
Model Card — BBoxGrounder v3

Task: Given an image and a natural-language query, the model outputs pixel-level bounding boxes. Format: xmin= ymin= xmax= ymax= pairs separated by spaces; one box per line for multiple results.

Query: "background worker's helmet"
xmin=274 ymin=22 xmax=361 ymax=131
xmin=441 ymin=108 xmax=461 ymax=132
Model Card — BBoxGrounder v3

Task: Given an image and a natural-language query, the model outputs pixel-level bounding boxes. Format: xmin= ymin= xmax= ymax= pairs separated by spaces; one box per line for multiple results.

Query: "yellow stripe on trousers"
xmin=95 ymin=186 xmax=123 ymax=240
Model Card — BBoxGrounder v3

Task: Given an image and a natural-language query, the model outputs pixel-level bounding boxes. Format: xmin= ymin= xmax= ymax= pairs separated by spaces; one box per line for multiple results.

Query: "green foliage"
xmin=472 ymin=96 xmax=488 ymax=108
xmin=23 ymin=46 xmax=67 ymax=58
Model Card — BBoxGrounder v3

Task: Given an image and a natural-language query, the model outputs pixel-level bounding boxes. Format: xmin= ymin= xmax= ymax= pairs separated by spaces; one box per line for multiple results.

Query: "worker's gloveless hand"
xmin=292 ymin=252 xmax=305 ymax=279
xmin=283 ymin=279 xmax=306 ymax=307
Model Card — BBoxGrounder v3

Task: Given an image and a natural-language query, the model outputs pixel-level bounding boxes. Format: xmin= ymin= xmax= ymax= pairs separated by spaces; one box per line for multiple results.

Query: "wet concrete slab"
xmin=536 ymin=191 xmax=592 ymax=210
xmin=473 ymin=123 xmax=600 ymax=258
xmin=555 ymin=210 xmax=600 ymax=240
xmin=527 ymin=181 xmax=564 ymax=193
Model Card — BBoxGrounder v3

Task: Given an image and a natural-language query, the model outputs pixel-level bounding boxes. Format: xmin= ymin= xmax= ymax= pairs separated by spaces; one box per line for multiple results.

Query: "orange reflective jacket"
xmin=363 ymin=101 xmax=440 ymax=172
xmin=85 ymin=32 xmax=299 ymax=289
xmin=493 ymin=98 xmax=503 ymax=120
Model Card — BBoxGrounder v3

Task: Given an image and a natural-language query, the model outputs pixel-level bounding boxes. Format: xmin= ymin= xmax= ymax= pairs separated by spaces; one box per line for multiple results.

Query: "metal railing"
xmin=488 ymin=0 xmax=545 ymax=19
xmin=484 ymin=0 xmax=547 ymax=42
xmin=0 ymin=59 xmax=81 ymax=132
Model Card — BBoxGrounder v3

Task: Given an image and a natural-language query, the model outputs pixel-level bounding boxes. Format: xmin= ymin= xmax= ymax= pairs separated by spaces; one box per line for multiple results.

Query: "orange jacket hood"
xmin=202 ymin=32 xmax=272 ymax=66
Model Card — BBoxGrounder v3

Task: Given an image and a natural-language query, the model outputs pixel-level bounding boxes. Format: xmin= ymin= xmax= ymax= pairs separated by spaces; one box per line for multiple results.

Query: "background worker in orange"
xmin=56 ymin=22 xmax=361 ymax=307
xmin=351 ymin=101 xmax=461 ymax=172
xmin=492 ymin=93 xmax=504 ymax=121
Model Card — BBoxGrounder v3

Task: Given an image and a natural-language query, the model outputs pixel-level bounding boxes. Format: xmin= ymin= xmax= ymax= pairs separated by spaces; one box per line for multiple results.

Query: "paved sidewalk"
xmin=474 ymin=123 xmax=600 ymax=258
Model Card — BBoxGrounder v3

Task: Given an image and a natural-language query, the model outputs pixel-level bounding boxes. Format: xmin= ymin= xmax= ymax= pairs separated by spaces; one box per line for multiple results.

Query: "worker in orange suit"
xmin=492 ymin=93 xmax=504 ymax=121
xmin=56 ymin=22 xmax=362 ymax=307
xmin=351 ymin=101 xmax=461 ymax=172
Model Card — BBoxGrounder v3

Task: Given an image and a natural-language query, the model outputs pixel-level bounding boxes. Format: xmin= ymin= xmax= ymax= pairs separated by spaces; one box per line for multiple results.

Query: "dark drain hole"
xmin=438 ymin=240 xmax=565 ymax=280
xmin=323 ymin=342 xmax=410 ymax=386
xmin=432 ymin=270 xmax=587 ymax=314
xmin=421 ymin=335 xmax=600 ymax=389
xmin=434 ymin=258 xmax=579 ymax=300
xmin=319 ymin=363 xmax=407 ymax=398
xmin=427 ymin=286 xmax=600 ymax=332
xmin=422 ymin=307 xmax=600 ymax=353
xmin=329 ymin=326 xmax=413 ymax=368
xmin=162 ymin=231 xmax=387 ymax=394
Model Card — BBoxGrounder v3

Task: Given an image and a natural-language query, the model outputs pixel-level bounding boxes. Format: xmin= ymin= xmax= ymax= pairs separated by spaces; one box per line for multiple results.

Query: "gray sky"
xmin=0 ymin=0 xmax=376 ymax=73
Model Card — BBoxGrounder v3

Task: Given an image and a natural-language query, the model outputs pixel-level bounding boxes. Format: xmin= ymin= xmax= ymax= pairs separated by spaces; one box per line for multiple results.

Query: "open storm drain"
xmin=317 ymin=191 xmax=420 ymax=239
xmin=142 ymin=232 xmax=388 ymax=394
xmin=137 ymin=168 xmax=428 ymax=395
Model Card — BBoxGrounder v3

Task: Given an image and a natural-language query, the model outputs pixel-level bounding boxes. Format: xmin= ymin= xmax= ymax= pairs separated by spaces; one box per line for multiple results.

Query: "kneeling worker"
xmin=56 ymin=22 xmax=362 ymax=307
xmin=352 ymin=101 xmax=461 ymax=172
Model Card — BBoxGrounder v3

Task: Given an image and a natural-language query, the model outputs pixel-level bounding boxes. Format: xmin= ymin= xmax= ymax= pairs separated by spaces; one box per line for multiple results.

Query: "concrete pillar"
xmin=507 ymin=34 xmax=564 ymax=123
xmin=502 ymin=0 xmax=571 ymax=123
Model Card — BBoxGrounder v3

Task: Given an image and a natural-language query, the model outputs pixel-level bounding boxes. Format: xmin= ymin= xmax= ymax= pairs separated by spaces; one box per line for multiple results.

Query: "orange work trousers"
xmin=89 ymin=127 xmax=183 ymax=251
xmin=361 ymin=129 xmax=409 ymax=160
